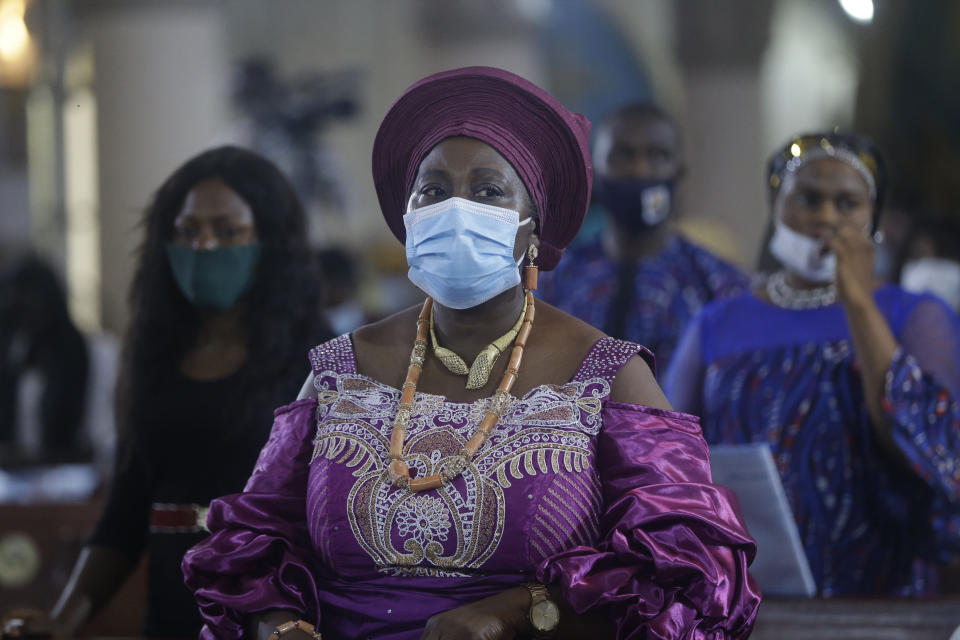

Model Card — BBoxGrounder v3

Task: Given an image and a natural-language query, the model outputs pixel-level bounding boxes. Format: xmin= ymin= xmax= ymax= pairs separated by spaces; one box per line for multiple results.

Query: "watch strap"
xmin=525 ymin=581 xmax=549 ymax=605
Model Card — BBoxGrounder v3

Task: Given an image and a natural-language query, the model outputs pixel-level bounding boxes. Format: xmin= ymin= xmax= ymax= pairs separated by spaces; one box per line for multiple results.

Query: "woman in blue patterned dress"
xmin=665 ymin=132 xmax=960 ymax=596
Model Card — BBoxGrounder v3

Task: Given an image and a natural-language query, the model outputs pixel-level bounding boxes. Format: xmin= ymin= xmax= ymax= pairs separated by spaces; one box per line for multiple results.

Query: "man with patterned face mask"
xmin=537 ymin=103 xmax=749 ymax=373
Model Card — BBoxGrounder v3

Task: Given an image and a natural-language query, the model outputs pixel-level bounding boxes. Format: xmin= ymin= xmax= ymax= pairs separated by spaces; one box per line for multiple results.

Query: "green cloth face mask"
xmin=165 ymin=242 xmax=262 ymax=311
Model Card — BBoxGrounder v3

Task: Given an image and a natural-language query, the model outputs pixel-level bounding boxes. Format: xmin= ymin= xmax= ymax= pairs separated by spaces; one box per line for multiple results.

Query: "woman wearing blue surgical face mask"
xmin=666 ymin=132 xmax=960 ymax=597
xmin=403 ymin=139 xmax=538 ymax=311
xmin=183 ymin=68 xmax=759 ymax=640
xmin=12 ymin=147 xmax=334 ymax=639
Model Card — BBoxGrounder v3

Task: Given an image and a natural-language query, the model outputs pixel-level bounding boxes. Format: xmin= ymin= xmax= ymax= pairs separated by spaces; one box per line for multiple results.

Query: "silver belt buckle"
xmin=193 ymin=504 xmax=210 ymax=532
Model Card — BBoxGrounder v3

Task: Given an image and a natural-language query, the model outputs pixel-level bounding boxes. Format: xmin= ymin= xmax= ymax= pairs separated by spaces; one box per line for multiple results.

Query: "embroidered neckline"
xmin=313 ymin=335 xmax=632 ymax=408
xmin=326 ymin=370 xmax=565 ymax=408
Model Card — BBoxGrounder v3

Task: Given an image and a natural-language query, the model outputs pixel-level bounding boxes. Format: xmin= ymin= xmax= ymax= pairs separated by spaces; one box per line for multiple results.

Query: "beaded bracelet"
xmin=269 ymin=619 xmax=322 ymax=640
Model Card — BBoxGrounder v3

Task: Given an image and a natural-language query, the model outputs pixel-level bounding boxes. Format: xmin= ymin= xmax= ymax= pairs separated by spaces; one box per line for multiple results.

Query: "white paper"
xmin=709 ymin=443 xmax=817 ymax=597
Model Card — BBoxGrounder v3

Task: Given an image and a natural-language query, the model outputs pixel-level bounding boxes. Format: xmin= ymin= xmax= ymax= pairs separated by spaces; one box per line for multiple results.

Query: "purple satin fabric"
xmin=183 ymin=338 xmax=760 ymax=639
xmin=538 ymin=403 xmax=758 ymax=639
xmin=183 ymin=400 xmax=321 ymax=637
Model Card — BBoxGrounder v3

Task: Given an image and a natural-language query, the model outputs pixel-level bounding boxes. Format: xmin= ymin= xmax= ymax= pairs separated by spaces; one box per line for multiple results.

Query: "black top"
xmin=89 ymin=359 xmax=309 ymax=637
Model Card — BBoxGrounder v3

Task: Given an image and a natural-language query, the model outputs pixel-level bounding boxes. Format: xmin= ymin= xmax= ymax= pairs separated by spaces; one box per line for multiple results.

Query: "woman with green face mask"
xmin=8 ymin=146 xmax=332 ymax=638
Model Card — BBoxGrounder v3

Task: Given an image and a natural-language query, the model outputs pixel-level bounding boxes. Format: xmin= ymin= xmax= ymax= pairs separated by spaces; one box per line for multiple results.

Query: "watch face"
xmin=530 ymin=600 xmax=560 ymax=631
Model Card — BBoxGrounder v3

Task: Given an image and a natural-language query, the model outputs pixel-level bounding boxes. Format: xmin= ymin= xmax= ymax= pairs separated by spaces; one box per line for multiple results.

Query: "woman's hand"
xmin=419 ymin=586 xmax=531 ymax=640
xmin=821 ymin=219 xmax=875 ymax=308
xmin=248 ymin=611 xmax=318 ymax=640
xmin=822 ymin=218 xmax=903 ymax=457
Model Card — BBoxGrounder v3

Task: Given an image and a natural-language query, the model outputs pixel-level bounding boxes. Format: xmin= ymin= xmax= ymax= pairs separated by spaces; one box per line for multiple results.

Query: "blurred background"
xmin=3 ymin=0 xmax=958 ymax=337
xmin=1 ymin=0 xmax=959 ymax=634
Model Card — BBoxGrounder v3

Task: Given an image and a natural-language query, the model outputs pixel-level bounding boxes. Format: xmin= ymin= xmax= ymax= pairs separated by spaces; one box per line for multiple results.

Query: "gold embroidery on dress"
xmin=311 ymin=374 xmax=607 ymax=576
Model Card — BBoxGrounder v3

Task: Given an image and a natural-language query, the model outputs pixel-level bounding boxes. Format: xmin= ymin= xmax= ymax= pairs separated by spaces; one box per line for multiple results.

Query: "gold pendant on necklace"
xmin=429 ymin=296 xmax=527 ymax=389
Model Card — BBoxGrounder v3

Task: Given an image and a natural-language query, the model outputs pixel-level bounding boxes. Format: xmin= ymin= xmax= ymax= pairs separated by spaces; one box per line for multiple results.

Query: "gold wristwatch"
xmin=524 ymin=582 xmax=560 ymax=638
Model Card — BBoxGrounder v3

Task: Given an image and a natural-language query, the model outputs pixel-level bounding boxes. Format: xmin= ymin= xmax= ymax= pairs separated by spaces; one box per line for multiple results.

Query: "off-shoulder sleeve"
xmin=182 ymin=398 xmax=319 ymax=640
xmin=537 ymin=403 xmax=760 ymax=640
xmin=883 ymin=297 xmax=960 ymax=504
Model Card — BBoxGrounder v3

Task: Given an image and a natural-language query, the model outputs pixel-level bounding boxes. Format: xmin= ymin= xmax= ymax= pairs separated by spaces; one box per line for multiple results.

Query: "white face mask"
xmin=901 ymin=258 xmax=960 ymax=311
xmin=769 ymin=219 xmax=836 ymax=283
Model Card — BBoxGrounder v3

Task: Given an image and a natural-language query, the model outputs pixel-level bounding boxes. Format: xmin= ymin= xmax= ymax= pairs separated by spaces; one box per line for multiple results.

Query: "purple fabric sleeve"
xmin=182 ymin=398 xmax=320 ymax=640
xmin=536 ymin=402 xmax=760 ymax=640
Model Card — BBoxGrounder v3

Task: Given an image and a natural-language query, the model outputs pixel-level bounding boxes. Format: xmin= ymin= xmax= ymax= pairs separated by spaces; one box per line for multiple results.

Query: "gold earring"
xmin=523 ymin=243 xmax=539 ymax=291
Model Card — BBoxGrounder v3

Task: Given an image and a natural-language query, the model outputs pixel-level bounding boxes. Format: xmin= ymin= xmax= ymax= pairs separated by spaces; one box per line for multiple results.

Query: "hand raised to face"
xmin=774 ymin=156 xmax=875 ymax=290
xmin=820 ymin=215 xmax=876 ymax=307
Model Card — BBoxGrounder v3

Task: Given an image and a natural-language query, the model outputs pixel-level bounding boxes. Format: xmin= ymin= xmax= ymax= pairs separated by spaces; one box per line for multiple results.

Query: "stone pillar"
xmin=675 ymin=0 xmax=772 ymax=266
xmin=78 ymin=0 xmax=230 ymax=333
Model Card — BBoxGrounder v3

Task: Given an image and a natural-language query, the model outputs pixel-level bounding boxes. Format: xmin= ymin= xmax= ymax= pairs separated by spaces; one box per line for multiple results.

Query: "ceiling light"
xmin=839 ymin=0 xmax=874 ymax=23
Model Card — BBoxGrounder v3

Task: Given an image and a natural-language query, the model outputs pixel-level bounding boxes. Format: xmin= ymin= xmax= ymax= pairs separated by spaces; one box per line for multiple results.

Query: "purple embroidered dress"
xmin=183 ymin=336 xmax=760 ymax=639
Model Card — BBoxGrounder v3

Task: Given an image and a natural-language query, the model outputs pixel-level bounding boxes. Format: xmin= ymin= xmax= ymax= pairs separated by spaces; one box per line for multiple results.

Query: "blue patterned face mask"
xmin=593 ymin=176 xmax=675 ymax=232
xmin=404 ymin=197 xmax=531 ymax=309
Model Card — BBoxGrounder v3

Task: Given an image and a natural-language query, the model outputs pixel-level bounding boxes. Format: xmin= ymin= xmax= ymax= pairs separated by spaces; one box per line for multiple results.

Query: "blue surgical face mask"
xmin=404 ymin=197 xmax=531 ymax=309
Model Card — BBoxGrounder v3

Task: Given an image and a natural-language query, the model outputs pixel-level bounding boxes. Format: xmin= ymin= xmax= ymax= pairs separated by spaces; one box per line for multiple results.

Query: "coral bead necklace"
xmin=386 ymin=245 xmax=539 ymax=492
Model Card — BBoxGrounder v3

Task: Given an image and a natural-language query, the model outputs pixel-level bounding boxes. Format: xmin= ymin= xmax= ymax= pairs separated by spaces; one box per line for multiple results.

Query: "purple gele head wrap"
xmin=372 ymin=66 xmax=593 ymax=271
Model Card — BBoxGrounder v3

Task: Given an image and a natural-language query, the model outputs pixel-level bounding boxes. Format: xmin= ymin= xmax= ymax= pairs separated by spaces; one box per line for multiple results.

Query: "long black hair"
xmin=118 ymin=146 xmax=329 ymax=437
xmin=0 ymin=256 xmax=90 ymax=459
